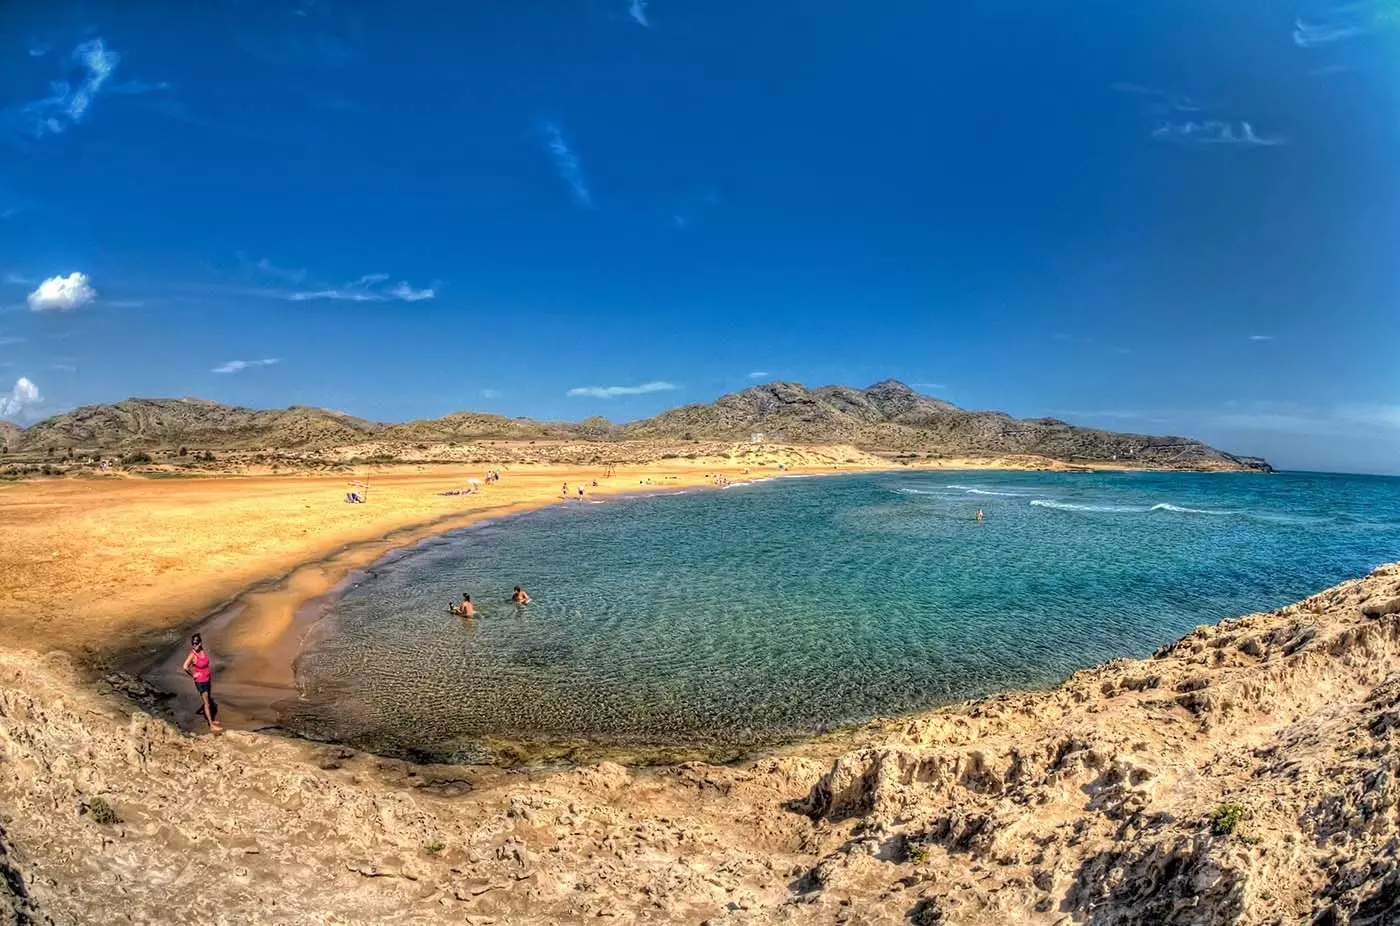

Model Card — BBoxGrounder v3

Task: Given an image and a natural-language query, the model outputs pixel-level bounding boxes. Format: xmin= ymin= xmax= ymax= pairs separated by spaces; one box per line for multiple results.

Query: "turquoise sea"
xmin=282 ymin=471 xmax=1400 ymax=761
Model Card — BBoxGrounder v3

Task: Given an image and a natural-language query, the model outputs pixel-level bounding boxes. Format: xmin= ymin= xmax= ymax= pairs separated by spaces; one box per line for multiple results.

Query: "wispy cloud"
xmin=912 ymin=382 xmax=948 ymax=391
xmin=1293 ymin=2 xmax=1397 ymax=47
xmin=628 ymin=0 xmax=651 ymax=27
xmin=26 ymin=39 xmax=50 ymax=58
xmin=3 ymin=273 xmax=33 ymax=287
xmin=568 ymin=381 xmax=677 ymax=398
xmin=50 ymin=362 xmax=77 ymax=372
xmin=748 ymin=371 xmax=770 ymax=379
xmin=0 ymin=377 xmax=40 ymax=419
xmin=28 ymin=273 xmax=96 ymax=312
xmin=1152 ymin=120 xmax=1285 ymax=147
xmin=280 ymin=273 xmax=435 ymax=303
xmin=480 ymin=388 xmax=499 ymax=399
xmin=19 ymin=39 xmax=119 ymax=137
xmin=0 ymin=336 xmax=23 ymax=347
xmin=386 ymin=281 xmax=434 ymax=302
xmin=542 ymin=123 xmax=593 ymax=208
xmin=1117 ymin=82 xmax=1283 ymax=149
xmin=212 ymin=358 xmax=280 ymax=374
xmin=1248 ymin=334 xmax=1274 ymax=341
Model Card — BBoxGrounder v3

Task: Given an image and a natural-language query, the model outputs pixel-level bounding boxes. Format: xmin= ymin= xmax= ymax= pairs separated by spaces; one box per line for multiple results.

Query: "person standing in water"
xmin=511 ymin=586 xmax=531 ymax=605
xmin=975 ymin=509 xmax=984 ymax=521
xmin=451 ymin=593 xmax=475 ymax=616
xmin=181 ymin=633 xmax=223 ymax=733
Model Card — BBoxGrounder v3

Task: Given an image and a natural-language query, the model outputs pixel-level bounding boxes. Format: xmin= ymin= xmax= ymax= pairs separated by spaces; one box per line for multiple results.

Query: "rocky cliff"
xmin=3 ymin=565 xmax=1398 ymax=924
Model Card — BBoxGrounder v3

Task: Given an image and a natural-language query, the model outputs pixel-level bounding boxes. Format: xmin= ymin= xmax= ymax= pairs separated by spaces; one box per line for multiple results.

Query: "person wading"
xmin=181 ymin=633 xmax=223 ymax=733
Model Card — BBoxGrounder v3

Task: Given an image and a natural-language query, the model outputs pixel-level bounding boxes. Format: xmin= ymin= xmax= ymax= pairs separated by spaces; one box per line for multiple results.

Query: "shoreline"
xmin=138 ymin=465 xmax=1296 ymax=765
xmin=129 ymin=463 xmax=893 ymax=743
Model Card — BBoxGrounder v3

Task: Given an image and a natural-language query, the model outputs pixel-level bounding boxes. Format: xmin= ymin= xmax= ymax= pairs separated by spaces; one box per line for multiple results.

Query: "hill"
xmin=5 ymin=381 xmax=1271 ymax=471
xmin=15 ymin=398 xmax=379 ymax=451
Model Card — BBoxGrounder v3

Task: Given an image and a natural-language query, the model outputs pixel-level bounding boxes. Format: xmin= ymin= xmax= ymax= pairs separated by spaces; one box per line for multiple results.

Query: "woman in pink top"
xmin=181 ymin=633 xmax=223 ymax=733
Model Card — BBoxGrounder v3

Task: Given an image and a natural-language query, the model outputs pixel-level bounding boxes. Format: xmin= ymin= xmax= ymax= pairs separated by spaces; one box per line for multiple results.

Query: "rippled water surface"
xmin=282 ymin=471 xmax=1400 ymax=760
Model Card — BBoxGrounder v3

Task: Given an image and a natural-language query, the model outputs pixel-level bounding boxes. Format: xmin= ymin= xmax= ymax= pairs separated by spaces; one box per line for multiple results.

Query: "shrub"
xmin=121 ymin=452 xmax=153 ymax=466
xmin=423 ymin=840 xmax=445 ymax=856
xmin=87 ymin=796 xmax=119 ymax=825
xmin=178 ymin=446 xmax=188 ymax=456
xmin=904 ymin=839 xmax=932 ymax=864
xmin=1210 ymin=803 xmax=1244 ymax=835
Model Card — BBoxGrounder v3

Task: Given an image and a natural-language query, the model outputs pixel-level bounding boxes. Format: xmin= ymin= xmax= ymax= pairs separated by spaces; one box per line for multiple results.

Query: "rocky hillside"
xmin=6 ymin=381 xmax=1271 ymax=471
xmin=2 ymin=565 xmax=1399 ymax=923
xmin=16 ymin=398 xmax=380 ymax=451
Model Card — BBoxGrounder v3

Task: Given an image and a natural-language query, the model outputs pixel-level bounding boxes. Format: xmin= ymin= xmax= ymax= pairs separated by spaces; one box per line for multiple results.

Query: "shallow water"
xmin=281 ymin=470 xmax=1400 ymax=761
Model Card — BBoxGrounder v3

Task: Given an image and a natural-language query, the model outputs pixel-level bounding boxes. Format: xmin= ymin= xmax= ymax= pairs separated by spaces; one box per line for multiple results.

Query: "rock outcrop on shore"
xmin=6 ymin=380 xmax=1270 ymax=472
xmin=3 ymin=566 xmax=1399 ymax=923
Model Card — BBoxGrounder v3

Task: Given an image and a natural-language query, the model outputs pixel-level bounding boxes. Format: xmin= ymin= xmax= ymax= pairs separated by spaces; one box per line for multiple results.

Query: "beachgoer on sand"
xmin=578 ymin=485 xmax=585 ymax=499
xmin=512 ymin=586 xmax=532 ymax=605
xmin=451 ymin=593 xmax=475 ymax=617
xmin=181 ymin=633 xmax=223 ymax=733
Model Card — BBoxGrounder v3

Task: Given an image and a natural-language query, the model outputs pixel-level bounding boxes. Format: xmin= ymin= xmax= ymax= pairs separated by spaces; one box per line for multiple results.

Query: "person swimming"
xmin=975 ymin=509 xmax=984 ymax=521
xmin=511 ymin=586 xmax=531 ymax=605
xmin=450 ymin=593 xmax=475 ymax=616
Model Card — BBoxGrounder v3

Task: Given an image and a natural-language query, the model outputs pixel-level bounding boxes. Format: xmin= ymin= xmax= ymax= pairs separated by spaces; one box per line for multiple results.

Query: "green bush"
xmin=87 ymin=796 xmax=119 ymax=825
xmin=120 ymin=452 xmax=153 ymax=466
xmin=423 ymin=840 xmax=445 ymax=856
xmin=904 ymin=839 xmax=932 ymax=864
xmin=1210 ymin=803 xmax=1244 ymax=835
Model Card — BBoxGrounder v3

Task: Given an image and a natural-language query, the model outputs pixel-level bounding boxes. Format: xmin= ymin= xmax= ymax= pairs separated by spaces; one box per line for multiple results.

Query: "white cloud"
xmin=628 ymin=0 xmax=651 ymax=27
xmin=568 ymin=381 xmax=677 ymax=399
xmin=281 ymin=273 xmax=435 ymax=303
xmin=0 ymin=377 xmax=40 ymax=419
xmin=21 ymin=39 xmax=120 ymax=137
xmin=0 ymin=336 xmax=23 ymax=347
xmin=748 ymin=371 xmax=770 ymax=379
xmin=28 ymin=273 xmax=96 ymax=311
xmin=912 ymin=382 xmax=947 ymax=390
xmin=1248 ymin=334 xmax=1274 ymax=341
xmin=480 ymin=388 xmax=499 ymax=399
xmin=386 ymin=281 xmax=435 ymax=301
xmin=1152 ymin=120 xmax=1284 ymax=147
xmin=542 ymin=123 xmax=593 ymax=208
xmin=212 ymin=358 xmax=279 ymax=374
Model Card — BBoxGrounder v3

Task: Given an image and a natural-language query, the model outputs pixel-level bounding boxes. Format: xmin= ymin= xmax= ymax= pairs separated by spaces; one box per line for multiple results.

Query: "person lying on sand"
xmin=511 ymin=586 xmax=531 ymax=605
xmin=181 ymin=633 xmax=224 ymax=733
xmin=450 ymin=593 xmax=475 ymax=617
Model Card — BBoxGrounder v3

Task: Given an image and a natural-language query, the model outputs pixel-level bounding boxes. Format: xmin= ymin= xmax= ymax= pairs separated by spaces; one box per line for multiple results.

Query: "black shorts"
xmin=195 ymin=680 xmax=212 ymax=697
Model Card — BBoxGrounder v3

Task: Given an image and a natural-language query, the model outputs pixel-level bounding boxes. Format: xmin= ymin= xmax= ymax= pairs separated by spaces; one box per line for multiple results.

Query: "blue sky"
xmin=1 ymin=1 xmax=1398 ymax=473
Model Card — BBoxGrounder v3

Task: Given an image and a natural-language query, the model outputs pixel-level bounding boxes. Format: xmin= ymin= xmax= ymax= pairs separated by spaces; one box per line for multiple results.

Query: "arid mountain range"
xmin=2 ymin=379 xmax=1271 ymax=471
